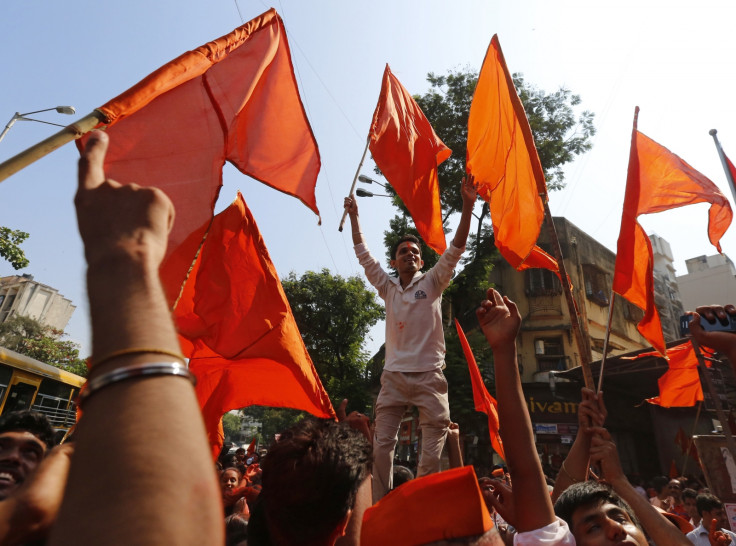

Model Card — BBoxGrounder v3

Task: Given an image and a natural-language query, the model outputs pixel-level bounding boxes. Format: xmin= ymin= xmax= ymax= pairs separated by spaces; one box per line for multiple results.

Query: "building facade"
xmin=0 ymin=274 xmax=75 ymax=331
xmin=676 ymin=253 xmax=736 ymax=312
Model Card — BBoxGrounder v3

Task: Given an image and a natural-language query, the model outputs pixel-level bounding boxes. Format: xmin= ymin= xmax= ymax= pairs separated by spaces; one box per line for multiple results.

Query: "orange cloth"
xmin=368 ymin=64 xmax=450 ymax=255
xmin=613 ymin=108 xmax=732 ymax=355
xmin=638 ymin=343 xmax=703 ymax=407
xmin=454 ymin=319 xmax=505 ymax=461
xmin=79 ymin=9 xmax=321 ymax=305
xmin=467 ymin=35 xmax=558 ymax=274
xmin=246 ymin=437 xmax=257 ymax=455
xmin=174 ymin=193 xmax=335 ymax=457
xmin=361 ymin=466 xmax=493 ymax=546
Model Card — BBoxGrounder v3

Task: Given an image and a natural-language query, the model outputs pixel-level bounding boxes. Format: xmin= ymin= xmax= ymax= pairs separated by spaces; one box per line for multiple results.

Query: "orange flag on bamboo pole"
xmin=454 ymin=319 xmax=505 ymax=461
xmin=467 ymin=35 xmax=558 ymax=274
xmin=174 ymin=193 xmax=335 ymax=457
xmin=613 ymin=108 xmax=732 ymax=355
xmin=369 ymin=65 xmax=450 ymax=255
xmin=79 ymin=9 xmax=320 ymax=305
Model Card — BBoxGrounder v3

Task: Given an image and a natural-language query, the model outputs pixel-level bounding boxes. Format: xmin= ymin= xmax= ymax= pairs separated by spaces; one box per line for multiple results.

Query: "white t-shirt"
xmin=514 ymin=518 xmax=575 ymax=545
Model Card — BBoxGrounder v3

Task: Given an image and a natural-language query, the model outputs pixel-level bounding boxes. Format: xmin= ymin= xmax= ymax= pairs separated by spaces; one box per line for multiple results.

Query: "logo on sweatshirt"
xmin=414 ymin=290 xmax=427 ymax=300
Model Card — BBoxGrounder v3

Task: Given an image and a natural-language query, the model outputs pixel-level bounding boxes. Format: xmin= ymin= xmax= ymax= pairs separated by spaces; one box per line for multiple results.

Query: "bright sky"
xmin=2 ymin=0 xmax=736 ymax=358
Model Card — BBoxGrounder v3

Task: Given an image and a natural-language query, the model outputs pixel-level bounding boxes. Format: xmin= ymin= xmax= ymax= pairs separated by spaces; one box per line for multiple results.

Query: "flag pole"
xmin=338 ymin=136 xmax=370 ymax=232
xmin=596 ymin=290 xmax=616 ymax=393
xmin=0 ymin=111 xmax=106 ymax=183
xmin=690 ymin=337 xmax=736 ymax=460
xmin=709 ymin=129 xmax=736 ymax=206
xmin=680 ymin=400 xmax=702 ymax=478
xmin=541 ymin=199 xmax=595 ymax=389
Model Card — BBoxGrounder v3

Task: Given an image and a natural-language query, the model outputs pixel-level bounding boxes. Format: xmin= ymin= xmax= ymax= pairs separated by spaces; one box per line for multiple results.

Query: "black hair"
xmin=254 ymin=417 xmax=371 ymax=545
xmin=0 ymin=410 xmax=55 ymax=449
xmin=391 ymin=234 xmax=421 ymax=260
xmin=554 ymin=481 xmax=640 ymax=530
xmin=696 ymin=493 xmax=724 ymax=517
xmin=225 ymin=512 xmax=249 ymax=546
xmin=651 ymin=475 xmax=669 ymax=494
xmin=682 ymin=488 xmax=698 ymax=501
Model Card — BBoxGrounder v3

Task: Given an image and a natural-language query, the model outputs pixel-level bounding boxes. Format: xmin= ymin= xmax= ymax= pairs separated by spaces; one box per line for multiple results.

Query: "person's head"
xmin=235 ymin=447 xmax=246 ymax=462
xmin=668 ymin=478 xmax=683 ymax=501
xmin=0 ymin=410 xmax=55 ymax=500
xmin=225 ymin=512 xmax=249 ymax=546
xmin=682 ymin=488 xmax=698 ymax=520
xmin=221 ymin=467 xmax=242 ymax=493
xmin=651 ymin=475 xmax=669 ymax=496
xmin=696 ymin=493 xmax=729 ymax=530
xmin=392 ymin=464 xmax=414 ymax=489
xmin=254 ymin=418 xmax=371 ymax=546
xmin=555 ymin=481 xmax=646 ymax=545
xmin=390 ymin=235 xmax=424 ymax=276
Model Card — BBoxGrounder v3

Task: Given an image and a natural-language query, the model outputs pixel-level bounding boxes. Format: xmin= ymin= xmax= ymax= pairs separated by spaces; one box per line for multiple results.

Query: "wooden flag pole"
xmin=0 ymin=111 xmax=105 ymax=183
xmin=542 ymin=198 xmax=594 ymax=389
xmin=597 ymin=290 xmax=616 ymax=393
xmin=338 ymin=136 xmax=370 ymax=232
xmin=690 ymin=337 xmax=736 ymax=460
xmin=709 ymin=129 xmax=736 ymax=206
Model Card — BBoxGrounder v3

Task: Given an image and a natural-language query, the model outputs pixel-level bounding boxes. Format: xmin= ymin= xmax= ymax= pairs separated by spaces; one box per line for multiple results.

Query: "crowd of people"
xmin=1 ymin=130 xmax=736 ymax=544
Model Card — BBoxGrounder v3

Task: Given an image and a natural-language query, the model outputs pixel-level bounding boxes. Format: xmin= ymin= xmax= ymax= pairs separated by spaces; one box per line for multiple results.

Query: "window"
xmin=525 ymin=268 xmax=562 ymax=297
xmin=583 ymin=264 xmax=609 ymax=306
xmin=535 ymin=337 xmax=567 ymax=372
xmin=622 ymin=300 xmax=644 ymax=323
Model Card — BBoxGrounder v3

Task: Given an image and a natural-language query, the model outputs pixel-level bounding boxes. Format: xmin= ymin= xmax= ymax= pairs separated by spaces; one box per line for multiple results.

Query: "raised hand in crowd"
xmin=688 ymin=304 xmax=736 ymax=366
xmin=48 ymin=131 xmax=222 ymax=546
xmin=336 ymin=398 xmax=372 ymax=444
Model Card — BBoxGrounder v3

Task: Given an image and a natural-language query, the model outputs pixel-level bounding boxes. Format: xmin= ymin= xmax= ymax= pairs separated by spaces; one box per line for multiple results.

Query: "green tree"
xmin=0 ymin=227 xmax=30 ymax=270
xmin=222 ymin=412 xmax=241 ymax=442
xmin=0 ymin=315 xmax=88 ymax=377
xmin=281 ymin=269 xmax=385 ymax=413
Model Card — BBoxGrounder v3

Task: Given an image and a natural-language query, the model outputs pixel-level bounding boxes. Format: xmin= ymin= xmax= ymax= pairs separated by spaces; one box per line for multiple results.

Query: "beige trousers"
xmin=372 ymin=369 xmax=450 ymax=502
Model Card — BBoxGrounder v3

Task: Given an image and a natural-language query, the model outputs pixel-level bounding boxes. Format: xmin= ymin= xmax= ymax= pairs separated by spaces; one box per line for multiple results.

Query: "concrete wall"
xmin=0 ymin=275 xmax=75 ymax=331
xmin=677 ymin=254 xmax=736 ymax=312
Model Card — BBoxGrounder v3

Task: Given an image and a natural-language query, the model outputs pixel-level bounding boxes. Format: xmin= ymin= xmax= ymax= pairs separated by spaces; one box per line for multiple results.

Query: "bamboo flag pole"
xmin=541 ymin=198 xmax=595 ymax=389
xmin=709 ymin=129 xmax=736 ymax=206
xmin=338 ymin=137 xmax=370 ymax=232
xmin=597 ymin=290 xmax=616 ymax=393
xmin=0 ymin=111 xmax=106 ymax=183
xmin=690 ymin=337 xmax=736 ymax=460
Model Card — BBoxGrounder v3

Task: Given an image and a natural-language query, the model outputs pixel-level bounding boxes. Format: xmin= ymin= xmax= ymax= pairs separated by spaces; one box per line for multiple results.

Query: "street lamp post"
xmin=0 ymin=106 xmax=76 ymax=144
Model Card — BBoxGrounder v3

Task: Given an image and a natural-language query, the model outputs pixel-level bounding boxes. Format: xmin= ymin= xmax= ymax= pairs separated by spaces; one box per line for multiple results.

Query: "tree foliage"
xmin=222 ymin=412 xmax=241 ymax=441
xmin=281 ymin=269 xmax=384 ymax=413
xmin=0 ymin=227 xmax=30 ymax=270
xmin=0 ymin=315 xmax=88 ymax=377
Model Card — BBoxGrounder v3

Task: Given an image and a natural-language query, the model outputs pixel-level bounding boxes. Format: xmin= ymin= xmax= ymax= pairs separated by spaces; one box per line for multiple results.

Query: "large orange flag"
xmin=454 ymin=320 xmax=505 ymax=460
xmin=467 ymin=35 xmax=558 ymax=273
xmin=80 ymin=9 xmax=320 ymax=304
xmin=613 ymin=108 xmax=732 ymax=355
xmin=174 ymin=193 xmax=335 ymax=457
xmin=640 ymin=342 xmax=703 ymax=407
xmin=369 ymin=65 xmax=450 ymax=255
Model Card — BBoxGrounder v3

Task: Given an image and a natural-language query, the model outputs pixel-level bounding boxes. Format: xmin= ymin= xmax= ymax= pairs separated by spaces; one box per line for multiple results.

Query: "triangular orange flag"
xmin=454 ymin=319 xmax=505 ymax=461
xmin=467 ymin=35 xmax=558 ymax=274
xmin=79 ymin=9 xmax=321 ymax=305
xmin=369 ymin=64 xmax=451 ymax=255
xmin=613 ymin=108 xmax=732 ymax=355
xmin=247 ymin=437 xmax=257 ymax=455
xmin=669 ymin=460 xmax=679 ymax=479
xmin=643 ymin=342 xmax=703 ymax=407
xmin=174 ymin=193 xmax=335 ymax=457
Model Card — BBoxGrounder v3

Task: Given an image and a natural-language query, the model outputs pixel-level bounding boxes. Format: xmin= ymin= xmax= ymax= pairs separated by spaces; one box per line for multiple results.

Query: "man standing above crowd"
xmin=344 ymin=175 xmax=476 ymax=502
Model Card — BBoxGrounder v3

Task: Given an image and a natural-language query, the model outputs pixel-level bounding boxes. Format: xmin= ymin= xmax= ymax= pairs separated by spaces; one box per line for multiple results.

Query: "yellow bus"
xmin=0 ymin=346 xmax=85 ymax=432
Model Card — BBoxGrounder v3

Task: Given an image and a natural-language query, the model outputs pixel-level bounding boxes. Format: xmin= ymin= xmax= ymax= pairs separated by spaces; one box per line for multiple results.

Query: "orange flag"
xmin=613 ymin=108 xmax=732 ymax=355
xmin=80 ymin=9 xmax=320 ymax=305
xmin=369 ymin=65 xmax=450 ymax=255
xmin=467 ymin=35 xmax=558 ymax=274
xmin=454 ymin=319 xmax=505 ymax=460
xmin=643 ymin=342 xmax=703 ymax=407
xmin=174 ymin=193 xmax=335 ymax=457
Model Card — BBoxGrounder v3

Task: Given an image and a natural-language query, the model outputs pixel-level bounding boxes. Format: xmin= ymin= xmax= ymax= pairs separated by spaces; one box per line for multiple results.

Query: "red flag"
xmin=369 ymin=65 xmax=450 ymax=255
xmin=454 ymin=319 xmax=505 ymax=460
xmin=79 ymin=9 xmax=320 ymax=305
xmin=247 ymin=437 xmax=257 ymax=455
xmin=467 ymin=35 xmax=558 ymax=274
xmin=174 ymin=193 xmax=335 ymax=457
xmin=614 ymin=108 xmax=732 ymax=355
xmin=675 ymin=427 xmax=689 ymax=454
xmin=669 ymin=460 xmax=679 ymax=479
xmin=641 ymin=343 xmax=703 ymax=407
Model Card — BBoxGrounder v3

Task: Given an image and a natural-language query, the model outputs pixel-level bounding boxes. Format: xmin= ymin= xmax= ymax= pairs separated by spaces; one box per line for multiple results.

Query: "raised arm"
xmin=688 ymin=304 xmax=736 ymax=366
xmin=344 ymin=196 xmax=366 ymax=246
xmin=477 ymin=288 xmax=555 ymax=532
xmin=48 ymin=131 xmax=223 ymax=546
xmin=451 ymin=174 xmax=477 ymax=249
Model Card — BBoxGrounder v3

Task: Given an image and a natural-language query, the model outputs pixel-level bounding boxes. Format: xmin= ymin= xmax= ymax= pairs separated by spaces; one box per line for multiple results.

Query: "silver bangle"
xmin=79 ymin=361 xmax=196 ymax=407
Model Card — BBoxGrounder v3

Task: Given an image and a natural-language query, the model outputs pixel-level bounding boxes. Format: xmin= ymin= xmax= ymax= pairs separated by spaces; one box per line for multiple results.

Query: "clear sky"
xmin=2 ymin=0 xmax=735 ymax=358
